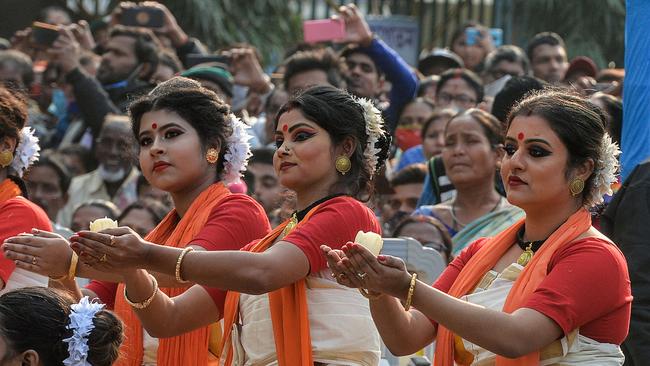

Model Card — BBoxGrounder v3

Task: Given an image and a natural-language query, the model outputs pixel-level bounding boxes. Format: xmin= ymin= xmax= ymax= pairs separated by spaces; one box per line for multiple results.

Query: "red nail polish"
xmin=377 ymin=255 xmax=386 ymax=261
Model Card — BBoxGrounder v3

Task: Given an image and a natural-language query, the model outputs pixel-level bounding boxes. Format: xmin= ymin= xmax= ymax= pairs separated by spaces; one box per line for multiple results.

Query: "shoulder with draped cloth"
xmin=112 ymin=183 xmax=271 ymax=366
xmin=429 ymin=209 xmax=632 ymax=365
xmin=208 ymin=195 xmax=383 ymax=366
xmin=0 ymin=178 xmax=52 ymax=292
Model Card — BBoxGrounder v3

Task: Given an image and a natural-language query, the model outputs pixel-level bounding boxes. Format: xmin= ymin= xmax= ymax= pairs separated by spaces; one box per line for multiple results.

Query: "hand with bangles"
xmin=69 ymin=227 xmax=151 ymax=272
xmin=2 ymin=229 xmax=73 ymax=278
xmin=321 ymin=242 xmax=413 ymax=301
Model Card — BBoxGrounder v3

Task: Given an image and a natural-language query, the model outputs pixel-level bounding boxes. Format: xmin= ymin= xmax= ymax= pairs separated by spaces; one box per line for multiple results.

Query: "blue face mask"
xmin=47 ymin=88 xmax=68 ymax=119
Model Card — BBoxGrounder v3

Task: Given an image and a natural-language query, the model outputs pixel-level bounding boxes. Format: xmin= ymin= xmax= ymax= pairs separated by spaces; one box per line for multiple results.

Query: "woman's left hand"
xmin=70 ymin=227 xmax=151 ymax=272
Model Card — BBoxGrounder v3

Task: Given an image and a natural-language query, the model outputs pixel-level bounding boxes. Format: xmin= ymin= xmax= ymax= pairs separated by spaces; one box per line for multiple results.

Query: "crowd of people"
xmin=0 ymin=1 xmax=638 ymax=365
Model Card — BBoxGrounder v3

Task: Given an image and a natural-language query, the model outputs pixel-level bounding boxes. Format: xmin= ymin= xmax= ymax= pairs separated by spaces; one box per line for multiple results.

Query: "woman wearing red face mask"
xmin=396 ymin=109 xmax=455 ymax=172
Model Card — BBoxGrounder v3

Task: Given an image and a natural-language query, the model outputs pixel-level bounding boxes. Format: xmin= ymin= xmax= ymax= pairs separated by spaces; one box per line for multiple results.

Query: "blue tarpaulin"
xmin=622 ymin=0 xmax=650 ymax=180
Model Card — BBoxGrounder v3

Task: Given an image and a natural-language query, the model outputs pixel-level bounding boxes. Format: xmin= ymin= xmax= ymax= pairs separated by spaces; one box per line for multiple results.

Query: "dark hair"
xmin=484 ymin=45 xmax=530 ymax=76
xmin=109 ymin=25 xmax=161 ymax=80
xmin=507 ymin=89 xmax=607 ymax=204
xmin=392 ymin=215 xmax=453 ymax=263
xmin=421 ymin=109 xmax=456 ymax=139
xmin=526 ymin=32 xmax=566 ymax=62
xmin=449 ymin=21 xmax=490 ymax=48
xmin=158 ymin=49 xmax=183 ymax=74
xmin=591 ymin=93 xmax=622 ymax=146
xmin=276 ymin=85 xmax=391 ymax=199
xmin=250 ymin=148 xmax=275 ymax=166
xmin=0 ymin=287 xmax=122 ymax=366
xmin=129 ymin=77 xmax=232 ymax=179
xmin=390 ymin=163 xmax=427 ymax=187
xmin=283 ymin=49 xmax=344 ymax=94
xmin=0 ymin=87 xmax=28 ymax=148
xmin=417 ymin=75 xmax=440 ymax=97
xmin=491 ymin=76 xmax=546 ymax=125
xmin=340 ymin=44 xmax=383 ymax=78
xmin=58 ymin=144 xmax=97 ymax=173
xmin=118 ymin=200 xmax=168 ymax=226
xmin=74 ymin=199 xmax=120 ymax=220
xmin=0 ymin=50 xmax=34 ymax=88
xmin=446 ymin=108 xmax=503 ymax=148
xmin=30 ymin=152 xmax=72 ymax=193
xmin=436 ymin=68 xmax=484 ymax=103
xmin=399 ymin=97 xmax=436 ymax=123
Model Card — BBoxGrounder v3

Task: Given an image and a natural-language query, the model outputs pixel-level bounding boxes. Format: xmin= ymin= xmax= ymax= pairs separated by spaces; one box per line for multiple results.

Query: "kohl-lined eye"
xmin=503 ymin=143 xmax=517 ymax=156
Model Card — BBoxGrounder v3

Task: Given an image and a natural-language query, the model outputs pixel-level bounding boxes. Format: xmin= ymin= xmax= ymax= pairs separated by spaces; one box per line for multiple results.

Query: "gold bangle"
xmin=175 ymin=247 xmax=194 ymax=283
xmin=68 ymin=251 xmax=79 ymax=280
xmin=124 ymin=275 xmax=158 ymax=309
xmin=358 ymin=288 xmax=383 ymax=300
xmin=403 ymin=273 xmax=418 ymax=311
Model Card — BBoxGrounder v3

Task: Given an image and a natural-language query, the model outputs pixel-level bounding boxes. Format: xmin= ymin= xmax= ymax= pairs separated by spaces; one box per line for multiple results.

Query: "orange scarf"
xmin=114 ymin=183 xmax=230 ymax=366
xmin=434 ymin=208 xmax=591 ymax=366
xmin=218 ymin=206 xmax=323 ymax=366
xmin=0 ymin=178 xmax=21 ymax=205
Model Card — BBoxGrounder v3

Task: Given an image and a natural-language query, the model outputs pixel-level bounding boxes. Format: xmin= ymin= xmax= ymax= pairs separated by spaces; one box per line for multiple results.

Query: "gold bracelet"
xmin=124 ymin=275 xmax=158 ymax=309
xmin=175 ymin=247 xmax=194 ymax=283
xmin=67 ymin=251 xmax=79 ymax=280
xmin=358 ymin=288 xmax=383 ymax=300
xmin=403 ymin=273 xmax=418 ymax=311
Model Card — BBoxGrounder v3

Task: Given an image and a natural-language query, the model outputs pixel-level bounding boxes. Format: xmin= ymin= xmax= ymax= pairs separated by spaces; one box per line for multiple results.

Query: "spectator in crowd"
xmin=385 ymin=164 xmax=428 ymax=232
xmin=449 ymin=22 xmax=495 ymax=73
xmin=25 ymin=153 xmax=73 ymax=237
xmin=151 ymin=49 xmax=183 ymax=85
xmin=57 ymin=114 xmax=139 ymax=227
xmin=415 ymin=109 xmax=523 ymax=253
xmin=491 ymin=76 xmax=547 ymax=126
xmin=435 ymin=68 xmax=483 ymax=111
xmin=392 ymin=215 xmax=453 ymax=264
xmin=394 ymin=98 xmax=435 ymax=154
xmin=0 ymin=287 xmax=122 ymax=366
xmin=118 ymin=200 xmax=169 ymax=238
xmin=0 ymin=50 xmax=33 ymax=93
xmin=337 ymin=4 xmax=418 ymax=133
xmin=181 ymin=64 xmax=234 ymax=105
xmin=417 ymin=48 xmax=464 ymax=77
xmin=564 ymin=56 xmax=599 ymax=95
xmin=38 ymin=5 xmax=72 ymax=25
xmin=283 ymin=48 xmax=345 ymax=96
xmin=70 ymin=199 xmax=120 ymax=233
xmin=482 ymin=45 xmax=530 ymax=85
xmin=248 ymin=87 xmax=288 ymax=148
xmin=136 ymin=173 xmax=172 ymax=210
xmin=417 ymin=74 xmax=441 ymax=100
xmin=57 ymin=143 xmax=96 ymax=177
xmin=590 ymin=92 xmax=622 ymax=146
xmin=397 ymin=109 xmax=455 ymax=172
xmin=248 ymin=148 xmax=284 ymax=220
xmin=526 ymin=32 xmax=569 ymax=85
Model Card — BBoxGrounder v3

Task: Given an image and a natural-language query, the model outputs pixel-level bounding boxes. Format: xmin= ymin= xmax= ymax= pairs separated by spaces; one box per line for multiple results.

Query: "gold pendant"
xmin=517 ymin=243 xmax=534 ymax=267
xmin=282 ymin=213 xmax=298 ymax=236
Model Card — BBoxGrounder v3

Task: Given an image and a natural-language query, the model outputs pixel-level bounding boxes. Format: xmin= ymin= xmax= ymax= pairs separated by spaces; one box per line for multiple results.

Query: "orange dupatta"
xmin=434 ymin=208 xmax=591 ymax=366
xmin=0 ymin=178 xmax=21 ymax=204
xmin=218 ymin=206 xmax=325 ymax=366
xmin=114 ymin=183 xmax=230 ymax=366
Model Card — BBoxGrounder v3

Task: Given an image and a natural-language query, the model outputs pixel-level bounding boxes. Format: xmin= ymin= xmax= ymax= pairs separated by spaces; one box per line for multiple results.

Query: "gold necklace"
xmin=282 ymin=212 xmax=298 ymax=236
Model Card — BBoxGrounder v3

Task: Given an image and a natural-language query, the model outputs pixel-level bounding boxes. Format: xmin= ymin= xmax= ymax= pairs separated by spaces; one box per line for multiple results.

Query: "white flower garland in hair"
xmin=10 ymin=127 xmax=40 ymax=178
xmin=586 ymin=133 xmax=620 ymax=207
xmin=352 ymin=96 xmax=386 ymax=177
xmin=221 ymin=113 xmax=252 ymax=184
xmin=62 ymin=297 xmax=105 ymax=366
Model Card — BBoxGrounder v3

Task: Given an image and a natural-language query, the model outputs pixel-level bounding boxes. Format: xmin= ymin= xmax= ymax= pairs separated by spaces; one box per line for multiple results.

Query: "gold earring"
xmin=206 ymin=148 xmax=219 ymax=164
xmin=569 ymin=178 xmax=585 ymax=196
xmin=335 ymin=155 xmax=351 ymax=175
xmin=0 ymin=150 xmax=13 ymax=168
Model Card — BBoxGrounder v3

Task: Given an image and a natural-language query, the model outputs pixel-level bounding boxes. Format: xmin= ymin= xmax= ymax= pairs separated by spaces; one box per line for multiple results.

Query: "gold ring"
xmin=109 ymin=235 xmax=115 ymax=246
xmin=31 ymin=256 xmax=37 ymax=266
xmin=99 ymin=253 xmax=108 ymax=262
xmin=357 ymin=272 xmax=367 ymax=280
xmin=337 ymin=273 xmax=346 ymax=280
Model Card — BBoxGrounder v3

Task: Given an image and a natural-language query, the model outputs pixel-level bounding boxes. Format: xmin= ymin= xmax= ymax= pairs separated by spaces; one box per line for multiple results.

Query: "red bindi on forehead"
xmin=517 ymin=132 xmax=524 ymax=141
xmin=152 ymin=122 xmax=158 ymax=130
xmin=282 ymin=124 xmax=288 ymax=132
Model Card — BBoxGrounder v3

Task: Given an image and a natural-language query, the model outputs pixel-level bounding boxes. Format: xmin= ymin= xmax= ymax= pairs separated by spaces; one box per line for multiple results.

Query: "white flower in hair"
xmin=351 ymin=96 xmax=386 ymax=176
xmin=10 ymin=127 xmax=40 ymax=178
xmin=586 ymin=133 xmax=620 ymax=207
xmin=63 ymin=297 xmax=105 ymax=366
xmin=221 ymin=113 xmax=252 ymax=184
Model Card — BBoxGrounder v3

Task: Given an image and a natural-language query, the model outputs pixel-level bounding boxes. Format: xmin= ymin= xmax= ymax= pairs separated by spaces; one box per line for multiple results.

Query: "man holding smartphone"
xmin=336 ymin=4 xmax=418 ymax=134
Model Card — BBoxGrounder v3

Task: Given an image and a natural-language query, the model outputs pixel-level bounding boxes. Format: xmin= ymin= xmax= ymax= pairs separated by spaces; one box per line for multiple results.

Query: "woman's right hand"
xmin=322 ymin=243 xmax=412 ymax=300
xmin=2 ymin=229 xmax=73 ymax=278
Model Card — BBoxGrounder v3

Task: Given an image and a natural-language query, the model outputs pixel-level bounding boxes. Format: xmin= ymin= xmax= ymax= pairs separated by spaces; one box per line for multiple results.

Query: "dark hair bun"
xmin=87 ymin=310 xmax=124 ymax=366
xmin=373 ymin=131 xmax=392 ymax=173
